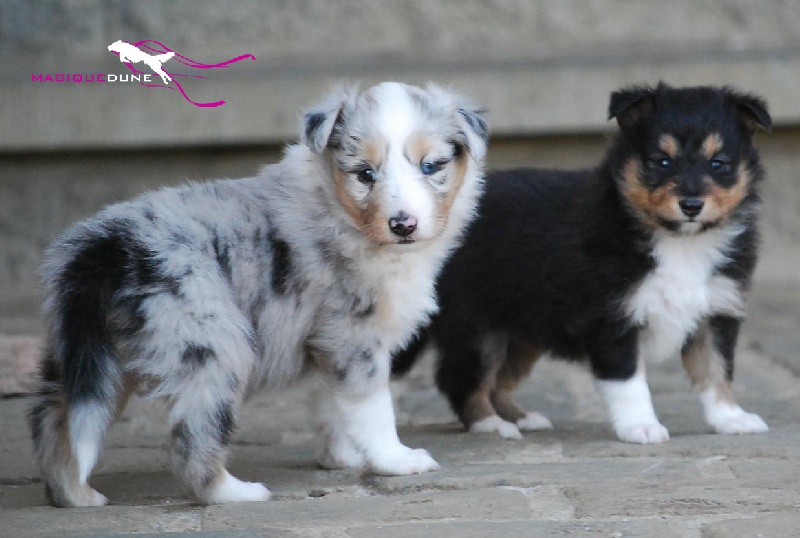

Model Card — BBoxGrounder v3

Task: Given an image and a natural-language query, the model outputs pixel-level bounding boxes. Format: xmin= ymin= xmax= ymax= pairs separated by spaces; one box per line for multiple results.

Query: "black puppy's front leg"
xmin=682 ymin=316 xmax=768 ymax=434
xmin=590 ymin=326 xmax=670 ymax=444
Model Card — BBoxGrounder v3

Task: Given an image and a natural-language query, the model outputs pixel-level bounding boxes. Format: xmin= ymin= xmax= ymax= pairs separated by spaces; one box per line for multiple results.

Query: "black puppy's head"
xmin=608 ymin=82 xmax=771 ymax=234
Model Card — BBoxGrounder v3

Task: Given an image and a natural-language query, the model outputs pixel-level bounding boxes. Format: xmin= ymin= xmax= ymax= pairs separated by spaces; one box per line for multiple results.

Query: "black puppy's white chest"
xmin=626 ymin=228 xmax=745 ymax=362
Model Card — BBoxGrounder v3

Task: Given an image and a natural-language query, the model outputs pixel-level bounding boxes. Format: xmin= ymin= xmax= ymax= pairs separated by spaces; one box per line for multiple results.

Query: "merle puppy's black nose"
xmin=388 ymin=211 xmax=417 ymax=237
xmin=679 ymin=198 xmax=704 ymax=218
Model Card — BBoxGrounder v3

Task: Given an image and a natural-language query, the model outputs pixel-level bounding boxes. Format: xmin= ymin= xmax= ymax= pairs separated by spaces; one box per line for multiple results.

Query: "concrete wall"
xmin=2 ymin=0 xmax=800 ymax=333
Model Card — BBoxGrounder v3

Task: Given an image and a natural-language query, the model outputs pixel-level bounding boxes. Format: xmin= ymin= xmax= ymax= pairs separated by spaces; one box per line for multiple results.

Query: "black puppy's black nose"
xmin=679 ymin=198 xmax=704 ymax=218
xmin=388 ymin=211 xmax=418 ymax=237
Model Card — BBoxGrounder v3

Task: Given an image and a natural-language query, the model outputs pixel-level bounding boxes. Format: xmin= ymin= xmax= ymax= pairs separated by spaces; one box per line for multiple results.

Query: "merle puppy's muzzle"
xmin=389 ymin=211 xmax=418 ymax=239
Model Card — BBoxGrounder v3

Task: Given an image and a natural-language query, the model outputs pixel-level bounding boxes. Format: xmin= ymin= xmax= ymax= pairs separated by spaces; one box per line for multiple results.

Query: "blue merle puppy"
xmin=30 ymin=82 xmax=488 ymax=507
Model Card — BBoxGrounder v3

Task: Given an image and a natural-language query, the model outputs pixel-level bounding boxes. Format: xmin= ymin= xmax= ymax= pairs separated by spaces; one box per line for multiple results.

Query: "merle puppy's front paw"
xmin=615 ymin=422 xmax=670 ymax=444
xmin=317 ymin=436 xmax=367 ymax=470
xmin=369 ymin=446 xmax=440 ymax=475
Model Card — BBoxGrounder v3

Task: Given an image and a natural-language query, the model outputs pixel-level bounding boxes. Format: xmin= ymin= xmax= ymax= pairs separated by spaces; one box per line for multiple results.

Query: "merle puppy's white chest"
xmin=627 ymin=229 xmax=745 ymax=362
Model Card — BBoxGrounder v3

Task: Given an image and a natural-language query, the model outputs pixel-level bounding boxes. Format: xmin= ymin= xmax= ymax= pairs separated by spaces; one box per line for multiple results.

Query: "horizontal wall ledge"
xmin=3 ymin=47 xmax=799 ymax=152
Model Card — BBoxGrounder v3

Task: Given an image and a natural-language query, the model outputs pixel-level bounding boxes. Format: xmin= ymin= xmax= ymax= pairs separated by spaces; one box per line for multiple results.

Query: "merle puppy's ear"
xmin=456 ymin=107 xmax=489 ymax=161
xmin=425 ymin=83 xmax=489 ymax=161
xmin=608 ymin=85 xmax=656 ymax=131
xmin=301 ymin=85 xmax=357 ymax=153
xmin=732 ymin=92 xmax=772 ymax=134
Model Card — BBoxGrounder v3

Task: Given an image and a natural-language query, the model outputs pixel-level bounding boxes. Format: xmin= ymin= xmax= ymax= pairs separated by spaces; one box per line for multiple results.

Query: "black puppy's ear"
xmin=732 ymin=92 xmax=772 ymax=134
xmin=608 ymin=85 xmax=656 ymax=130
xmin=301 ymin=85 xmax=357 ymax=153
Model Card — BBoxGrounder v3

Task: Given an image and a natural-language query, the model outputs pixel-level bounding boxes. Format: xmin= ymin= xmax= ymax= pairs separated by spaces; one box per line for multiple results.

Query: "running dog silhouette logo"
xmin=108 ymin=40 xmax=175 ymax=84
xmin=107 ymin=39 xmax=255 ymax=108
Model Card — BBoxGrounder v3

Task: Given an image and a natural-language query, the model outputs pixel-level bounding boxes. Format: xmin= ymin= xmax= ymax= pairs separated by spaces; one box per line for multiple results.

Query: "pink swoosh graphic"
xmin=111 ymin=39 xmax=255 ymax=108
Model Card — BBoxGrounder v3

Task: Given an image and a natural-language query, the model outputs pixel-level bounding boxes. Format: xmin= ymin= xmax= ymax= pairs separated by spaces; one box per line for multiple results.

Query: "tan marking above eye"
xmin=406 ymin=133 xmax=439 ymax=166
xmin=701 ymin=132 xmax=724 ymax=160
xmin=658 ymin=134 xmax=680 ymax=158
xmin=362 ymin=137 xmax=387 ymax=170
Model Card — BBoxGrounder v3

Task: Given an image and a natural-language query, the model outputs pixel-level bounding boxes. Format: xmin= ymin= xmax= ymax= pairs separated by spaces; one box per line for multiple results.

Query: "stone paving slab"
xmin=702 ymin=513 xmax=800 ymax=538
xmin=1 ymin=323 xmax=798 ymax=536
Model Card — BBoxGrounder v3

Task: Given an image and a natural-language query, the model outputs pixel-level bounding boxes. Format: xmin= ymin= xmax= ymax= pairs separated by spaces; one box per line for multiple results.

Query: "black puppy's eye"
xmin=657 ymin=157 xmax=673 ymax=169
xmin=421 ymin=161 xmax=445 ymax=176
xmin=710 ymin=159 xmax=732 ymax=173
xmin=357 ymin=168 xmax=377 ymax=184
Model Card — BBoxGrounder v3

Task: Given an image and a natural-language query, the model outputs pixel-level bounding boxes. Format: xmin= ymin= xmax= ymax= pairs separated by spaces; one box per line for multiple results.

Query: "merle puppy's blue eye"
xmin=421 ymin=161 xmax=443 ymax=175
xmin=357 ymin=168 xmax=376 ymax=184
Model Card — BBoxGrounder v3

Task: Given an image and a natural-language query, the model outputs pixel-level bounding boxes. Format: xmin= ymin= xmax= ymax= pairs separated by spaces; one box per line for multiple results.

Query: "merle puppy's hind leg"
xmin=492 ymin=340 xmax=553 ymax=432
xmin=682 ymin=317 xmax=768 ymax=434
xmin=135 ymin=276 xmax=270 ymax=504
xmin=168 ymin=389 xmax=269 ymax=504
xmin=29 ymin=350 xmax=121 ymax=507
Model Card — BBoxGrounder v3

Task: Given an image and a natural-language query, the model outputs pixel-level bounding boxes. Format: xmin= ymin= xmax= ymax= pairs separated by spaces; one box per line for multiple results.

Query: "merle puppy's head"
xmin=608 ymin=83 xmax=771 ymax=234
xmin=301 ymin=82 xmax=488 ymax=247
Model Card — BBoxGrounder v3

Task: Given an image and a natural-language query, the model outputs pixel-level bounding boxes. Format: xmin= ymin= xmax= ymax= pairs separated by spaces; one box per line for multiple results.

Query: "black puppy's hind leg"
xmin=492 ymin=339 xmax=553 ymax=432
xmin=436 ymin=332 xmax=523 ymax=440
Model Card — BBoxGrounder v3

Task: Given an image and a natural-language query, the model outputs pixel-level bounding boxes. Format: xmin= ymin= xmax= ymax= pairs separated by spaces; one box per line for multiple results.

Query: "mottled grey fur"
xmin=30 ymin=82 xmax=487 ymax=506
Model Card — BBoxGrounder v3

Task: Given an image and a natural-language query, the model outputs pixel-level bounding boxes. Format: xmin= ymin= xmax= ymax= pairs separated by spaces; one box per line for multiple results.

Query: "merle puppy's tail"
xmin=30 ymin=225 xmax=130 ymax=506
xmin=391 ymin=324 xmax=432 ymax=377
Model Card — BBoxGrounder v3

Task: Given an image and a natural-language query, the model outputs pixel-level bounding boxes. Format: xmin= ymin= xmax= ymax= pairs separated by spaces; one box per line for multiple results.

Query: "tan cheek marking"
xmin=647 ymin=184 xmax=682 ymax=221
xmin=620 ymin=157 xmax=650 ymax=214
xmin=332 ymin=167 xmax=391 ymax=244
xmin=619 ymin=157 xmax=681 ymax=223
xmin=419 ymin=152 xmax=469 ymax=240
xmin=704 ymin=164 xmax=752 ymax=222
xmin=658 ymin=134 xmax=680 ymax=158
xmin=702 ymin=132 xmax=724 ymax=160
xmin=436 ymin=152 xmax=469 ymax=216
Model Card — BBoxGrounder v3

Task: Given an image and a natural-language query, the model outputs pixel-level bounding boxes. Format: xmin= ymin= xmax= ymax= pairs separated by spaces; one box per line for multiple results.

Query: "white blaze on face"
xmin=372 ymin=83 xmax=436 ymax=240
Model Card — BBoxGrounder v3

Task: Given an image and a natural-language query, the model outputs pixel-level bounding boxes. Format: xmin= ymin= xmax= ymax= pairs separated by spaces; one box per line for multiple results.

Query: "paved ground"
xmin=1 ymin=281 xmax=799 ymax=537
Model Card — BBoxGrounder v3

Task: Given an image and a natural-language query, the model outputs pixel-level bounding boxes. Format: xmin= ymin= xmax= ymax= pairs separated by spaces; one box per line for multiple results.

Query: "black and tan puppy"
xmin=394 ymin=83 xmax=771 ymax=443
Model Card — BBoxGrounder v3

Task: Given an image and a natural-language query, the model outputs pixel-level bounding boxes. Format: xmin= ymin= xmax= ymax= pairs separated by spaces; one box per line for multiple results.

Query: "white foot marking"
xmin=615 ymin=422 xmax=671 ymax=444
xmin=205 ymin=470 xmax=271 ymax=504
xmin=369 ymin=446 xmax=440 ymax=475
xmin=516 ymin=411 xmax=553 ymax=431
xmin=63 ymin=485 xmax=108 ymax=507
xmin=76 ymin=487 xmax=108 ymax=507
xmin=88 ymin=489 xmax=109 ymax=507
xmin=596 ymin=373 xmax=670 ymax=444
xmin=700 ymin=389 xmax=768 ymax=434
xmin=318 ymin=375 xmax=438 ymax=476
xmin=713 ymin=411 xmax=769 ymax=434
xmin=317 ymin=433 xmax=366 ymax=470
xmin=470 ymin=415 xmax=523 ymax=440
